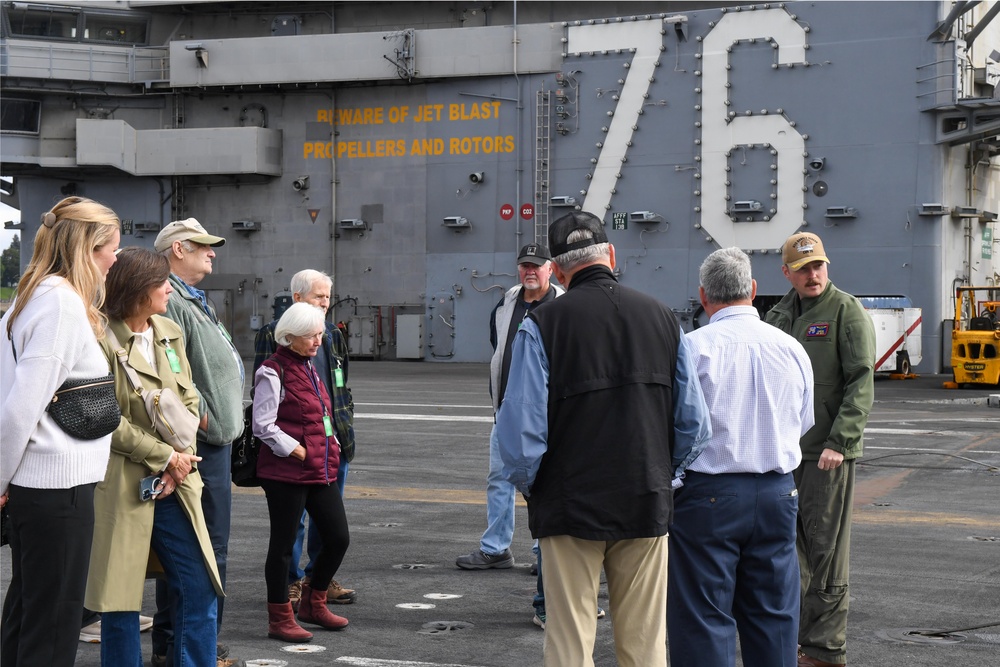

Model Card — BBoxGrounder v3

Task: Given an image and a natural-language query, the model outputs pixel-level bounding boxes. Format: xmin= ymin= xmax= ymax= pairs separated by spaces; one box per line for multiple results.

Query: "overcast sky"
xmin=0 ymin=202 xmax=20 ymax=252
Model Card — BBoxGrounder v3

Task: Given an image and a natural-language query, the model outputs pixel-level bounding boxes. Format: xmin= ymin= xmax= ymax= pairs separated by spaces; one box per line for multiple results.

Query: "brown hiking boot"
xmin=287 ymin=578 xmax=303 ymax=612
xmin=303 ymin=576 xmax=357 ymax=604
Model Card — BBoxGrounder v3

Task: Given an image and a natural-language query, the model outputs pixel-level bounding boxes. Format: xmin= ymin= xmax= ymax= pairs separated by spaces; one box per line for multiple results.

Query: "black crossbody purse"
xmin=47 ymin=374 xmax=121 ymax=439
xmin=10 ymin=335 xmax=121 ymax=441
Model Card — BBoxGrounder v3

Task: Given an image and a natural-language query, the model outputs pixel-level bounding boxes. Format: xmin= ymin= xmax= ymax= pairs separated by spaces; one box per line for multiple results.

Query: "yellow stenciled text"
xmin=309 ymin=101 xmax=512 ymax=159
xmin=448 ymin=101 xmax=502 ymax=121
xmin=304 ymin=135 xmax=514 ymax=159
xmin=448 ymin=135 xmax=514 ymax=155
xmin=303 ymin=139 xmax=407 ymax=159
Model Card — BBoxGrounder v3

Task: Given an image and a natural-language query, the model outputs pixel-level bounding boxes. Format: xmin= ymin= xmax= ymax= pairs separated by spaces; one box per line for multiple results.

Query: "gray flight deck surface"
xmin=4 ymin=362 xmax=998 ymax=666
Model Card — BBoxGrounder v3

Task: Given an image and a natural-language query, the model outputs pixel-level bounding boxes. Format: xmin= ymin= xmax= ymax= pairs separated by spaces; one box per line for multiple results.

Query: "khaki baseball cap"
xmin=782 ymin=232 xmax=830 ymax=271
xmin=154 ymin=218 xmax=226 ymax=252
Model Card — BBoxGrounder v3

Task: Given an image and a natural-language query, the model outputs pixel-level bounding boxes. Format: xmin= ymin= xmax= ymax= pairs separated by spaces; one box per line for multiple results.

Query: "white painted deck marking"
xmin=865 ymin=444 xmax=1000 ymax=456
xmin=280 ymin=644 xmax=326 ymax=653
xmin=355 ymin=413 xmax=493 ymax=423
xmin=356 ymin=402 xmax=491 ymax=410
xmin=336 ymin=658 xmax=488 ymax=667
xmin=866 ymin=427 xmax=998 ymax=439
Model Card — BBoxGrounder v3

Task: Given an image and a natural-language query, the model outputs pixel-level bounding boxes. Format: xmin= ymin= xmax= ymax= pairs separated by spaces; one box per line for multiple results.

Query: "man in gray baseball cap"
xmin=152 ymin=219 xmax=244 ymax=667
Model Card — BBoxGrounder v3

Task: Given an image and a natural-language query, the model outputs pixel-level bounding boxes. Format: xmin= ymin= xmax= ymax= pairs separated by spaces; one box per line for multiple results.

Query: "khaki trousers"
xmin=540 ymin=534 xmax=668 ymax=667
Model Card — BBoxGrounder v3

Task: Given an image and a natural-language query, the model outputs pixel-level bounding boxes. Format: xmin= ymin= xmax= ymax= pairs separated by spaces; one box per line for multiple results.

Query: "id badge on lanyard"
xmin=165 ymin=345 xmax=182 ymax=373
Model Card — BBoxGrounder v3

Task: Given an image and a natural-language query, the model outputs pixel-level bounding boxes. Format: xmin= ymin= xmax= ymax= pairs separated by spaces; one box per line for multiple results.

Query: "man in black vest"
xmin=496 ymin=211 xmax=711 ymax=667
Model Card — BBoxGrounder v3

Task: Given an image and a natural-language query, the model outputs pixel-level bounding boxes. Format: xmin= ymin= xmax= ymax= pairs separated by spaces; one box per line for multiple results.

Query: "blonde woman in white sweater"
xmin=0 ymin=196 xmax=121 ymax=667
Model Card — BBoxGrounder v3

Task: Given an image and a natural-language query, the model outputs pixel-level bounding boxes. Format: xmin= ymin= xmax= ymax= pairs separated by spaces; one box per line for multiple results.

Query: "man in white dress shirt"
xmin=667 ymin=247 xmax=815 ymax=667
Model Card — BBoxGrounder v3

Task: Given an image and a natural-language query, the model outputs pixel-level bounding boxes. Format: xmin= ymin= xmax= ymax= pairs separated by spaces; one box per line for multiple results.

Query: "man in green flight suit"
xmin=765 ymin=232 xmax=876 ymax=667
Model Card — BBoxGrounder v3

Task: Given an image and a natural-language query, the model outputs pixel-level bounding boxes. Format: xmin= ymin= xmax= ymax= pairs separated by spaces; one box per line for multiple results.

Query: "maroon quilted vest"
xmin=256 ymin=345 xmax=339 ymax=485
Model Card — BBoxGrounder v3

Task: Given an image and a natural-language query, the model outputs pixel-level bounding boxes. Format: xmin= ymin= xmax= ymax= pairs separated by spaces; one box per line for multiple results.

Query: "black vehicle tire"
xmin=896 ymin=352 xmax=911 ymax=376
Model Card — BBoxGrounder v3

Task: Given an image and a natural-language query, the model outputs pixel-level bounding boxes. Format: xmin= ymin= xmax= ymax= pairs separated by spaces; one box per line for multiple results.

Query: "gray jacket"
xmin=163 ymin=274 xmax=246 ymax=445
xmin=489 ymin=283 xmax=564 ymax=413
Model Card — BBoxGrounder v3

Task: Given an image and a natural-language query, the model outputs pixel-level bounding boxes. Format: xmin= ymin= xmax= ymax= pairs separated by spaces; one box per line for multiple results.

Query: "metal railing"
xmin=0 ymin=39 xmax=168 ymax=84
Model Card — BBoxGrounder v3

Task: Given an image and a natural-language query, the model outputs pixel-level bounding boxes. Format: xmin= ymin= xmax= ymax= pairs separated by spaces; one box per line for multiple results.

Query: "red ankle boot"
xmin=267 ymin=601 xmax=314 ymax=642
xmin=297 ymin=583 xmax=349 ymax=629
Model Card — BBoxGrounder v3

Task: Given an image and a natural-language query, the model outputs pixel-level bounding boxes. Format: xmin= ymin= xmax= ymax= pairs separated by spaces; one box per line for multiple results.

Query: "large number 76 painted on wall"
xmin=567 ymin=8 xmax=809 ymax=250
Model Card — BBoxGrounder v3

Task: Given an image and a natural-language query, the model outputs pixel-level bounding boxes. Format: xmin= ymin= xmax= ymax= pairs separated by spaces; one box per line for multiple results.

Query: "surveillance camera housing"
xmin=731 ymin=200 xmax=763 ymax=213
xmin=628 ymin=210 xmax=662 ymax=223
xmin=469 ymin=172 xmax=485 ymax=184
xmin=443 ymin=216 xmax=471 ymax=229
xmin=292 ymin=176 xmax=309 ymax=191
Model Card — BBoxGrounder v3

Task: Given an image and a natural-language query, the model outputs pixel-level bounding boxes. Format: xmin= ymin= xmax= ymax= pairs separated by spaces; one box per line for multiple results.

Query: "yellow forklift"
xmin=947 ymin=286 xmax=1000 ymax=387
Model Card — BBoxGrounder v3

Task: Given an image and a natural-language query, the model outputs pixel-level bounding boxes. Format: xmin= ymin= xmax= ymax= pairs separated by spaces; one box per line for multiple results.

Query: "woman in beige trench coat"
xmin=84 ymin=247 xmax=223 ymax=667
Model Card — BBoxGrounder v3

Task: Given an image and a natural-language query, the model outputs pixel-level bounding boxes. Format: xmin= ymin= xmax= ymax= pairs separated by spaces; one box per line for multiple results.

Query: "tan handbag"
xmin=106 ymin=327 xmax=200 ymax=452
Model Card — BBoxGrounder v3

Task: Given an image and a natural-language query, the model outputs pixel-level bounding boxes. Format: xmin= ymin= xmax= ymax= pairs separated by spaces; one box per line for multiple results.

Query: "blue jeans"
xmin=110 ymin=494 xmax=217 ymax=667
xmin=153 ymin=441 xmax=231 ymax=657
xmin=480 ymin=426 xmax=516 ymax=555
xmin=532 ymin=541 xmax=544 ymax=615
xmin=288 ymin=458 xmax=348 ymax=582
xmin=667 ymin=471 xmax=800 ymax=667
xmin=100 ymin=613 xmax=142 ymax=667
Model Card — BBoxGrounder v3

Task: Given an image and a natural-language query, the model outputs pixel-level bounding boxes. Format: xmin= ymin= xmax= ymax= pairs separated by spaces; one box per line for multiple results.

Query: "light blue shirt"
xmin=684 ymin=305 xmax=815 ymax=475
xmin=496 ymin=318 xmax=711 ymax=496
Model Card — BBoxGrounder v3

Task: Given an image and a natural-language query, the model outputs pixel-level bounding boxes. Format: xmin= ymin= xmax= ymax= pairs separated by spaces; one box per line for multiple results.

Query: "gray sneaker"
xmin=455 ymin=548 xmax=515 ymax=570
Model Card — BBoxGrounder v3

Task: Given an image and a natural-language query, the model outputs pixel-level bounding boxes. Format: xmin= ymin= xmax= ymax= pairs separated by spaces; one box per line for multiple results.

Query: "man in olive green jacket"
xmin=154 ymin=219 xmax=245 ymax=666
xmin=765 ymin=232 xmax=876 ymax=667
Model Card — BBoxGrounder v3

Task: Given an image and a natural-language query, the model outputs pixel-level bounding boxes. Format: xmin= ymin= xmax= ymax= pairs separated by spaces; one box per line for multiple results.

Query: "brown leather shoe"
xmin=797 ymin=652 xmax=842 ymax=667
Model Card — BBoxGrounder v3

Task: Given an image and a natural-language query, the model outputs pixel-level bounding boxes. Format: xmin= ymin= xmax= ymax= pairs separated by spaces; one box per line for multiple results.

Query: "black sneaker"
xmin=455 ymin=548 xmax=515 ymax=570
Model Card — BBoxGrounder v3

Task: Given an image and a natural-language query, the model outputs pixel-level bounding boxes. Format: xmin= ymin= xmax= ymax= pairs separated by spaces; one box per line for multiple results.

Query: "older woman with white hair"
xmin=252 ymin=302 xmax=350 ymax=642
